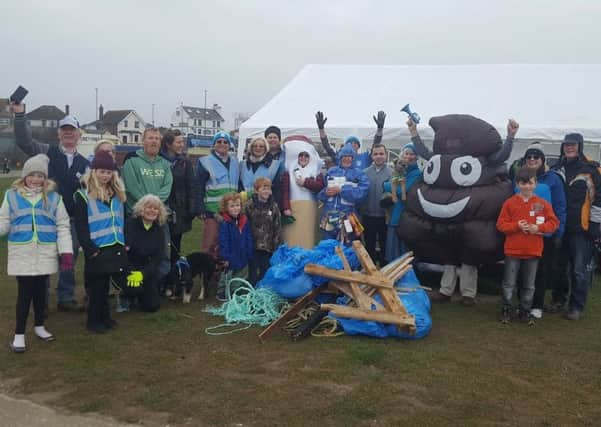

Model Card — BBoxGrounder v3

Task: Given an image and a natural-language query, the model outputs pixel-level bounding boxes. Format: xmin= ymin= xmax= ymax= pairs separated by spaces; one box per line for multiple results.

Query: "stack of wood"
xmin=259 ymin=241 xmax=415 ymax=342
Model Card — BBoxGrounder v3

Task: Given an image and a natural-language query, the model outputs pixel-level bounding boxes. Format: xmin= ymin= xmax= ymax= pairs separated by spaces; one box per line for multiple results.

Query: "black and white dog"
xmin=166 ymin=252 xmax=223 ymax=303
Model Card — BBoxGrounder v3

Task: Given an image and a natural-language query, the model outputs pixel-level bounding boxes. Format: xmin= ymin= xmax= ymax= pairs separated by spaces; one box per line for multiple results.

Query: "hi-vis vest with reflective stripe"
xmin=7 ymin=189 xmax=59 ymax=244
xmin=77 ymin=190 xmax=125 ymax=247
xmin=239 ymin=159 xmax=281 ymax=192
xmin=199 ymin=153 xmax=239 ymax=213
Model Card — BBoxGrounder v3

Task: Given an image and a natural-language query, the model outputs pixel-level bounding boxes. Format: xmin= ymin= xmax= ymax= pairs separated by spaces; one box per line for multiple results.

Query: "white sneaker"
xmin=530 ymin=308 xmax=543 ymax=319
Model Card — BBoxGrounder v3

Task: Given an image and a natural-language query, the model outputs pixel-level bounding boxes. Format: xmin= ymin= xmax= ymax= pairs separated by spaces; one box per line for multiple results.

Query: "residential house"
xmin=0 ymin=98 xmax=11 ymax=130
xmin=170 ymin=104 xmax=225 ymax=137
xmin=25 ymin=104 xmax=69 ymax=144
xmin=83 ymin=105 xmax=146 ymax=144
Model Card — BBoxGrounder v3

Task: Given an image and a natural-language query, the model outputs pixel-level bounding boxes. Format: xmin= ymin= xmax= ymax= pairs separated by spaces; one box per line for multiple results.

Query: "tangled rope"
xmin=204 ymin=278 xmax=286 ymax=335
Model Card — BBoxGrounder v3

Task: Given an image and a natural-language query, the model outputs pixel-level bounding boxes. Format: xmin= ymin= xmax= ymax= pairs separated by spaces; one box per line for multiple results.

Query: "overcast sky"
xmin=2 ymin=0 xmax=601 ymax=129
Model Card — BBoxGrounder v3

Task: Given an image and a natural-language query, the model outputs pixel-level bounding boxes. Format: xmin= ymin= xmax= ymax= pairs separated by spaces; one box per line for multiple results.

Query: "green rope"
xmin=204 ymin=278 xmax=286 ymax=335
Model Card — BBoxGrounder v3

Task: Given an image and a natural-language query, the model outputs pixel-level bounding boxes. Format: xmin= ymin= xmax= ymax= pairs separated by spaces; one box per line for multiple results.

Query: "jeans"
xmin=502 ymin=256 xmax=539 ymax=311
xmin=56 ymin=218 xmax=80 ymax=303
xmin=553 ymin=232 xmax=594 ymax=311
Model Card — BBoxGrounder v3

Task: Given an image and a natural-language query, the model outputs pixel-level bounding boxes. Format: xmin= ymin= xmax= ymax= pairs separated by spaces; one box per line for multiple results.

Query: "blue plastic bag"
xmin=257 ymin=240 xmax=360 ymax=298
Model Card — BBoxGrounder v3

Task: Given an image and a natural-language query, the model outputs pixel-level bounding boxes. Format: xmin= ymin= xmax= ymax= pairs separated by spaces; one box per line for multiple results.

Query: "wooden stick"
xmin=351 ymin=240 xmax=379 ymax=275
xmin=304 ymin=264 xmax=394 ymax=289
xmin=321 ymin=303 xmax=415 ymax=331
xmin=335 ymin=246 xmax=372 ymax=309
xmin=258 ymin=287 xmax=323 ymax=343
xmin=329 ymin=282 xmax=384 ymax=311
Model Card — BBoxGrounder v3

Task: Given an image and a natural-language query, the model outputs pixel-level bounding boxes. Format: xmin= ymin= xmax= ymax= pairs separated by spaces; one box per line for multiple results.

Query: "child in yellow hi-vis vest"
xmin=0 ymin=154 xmax=73 ymax=352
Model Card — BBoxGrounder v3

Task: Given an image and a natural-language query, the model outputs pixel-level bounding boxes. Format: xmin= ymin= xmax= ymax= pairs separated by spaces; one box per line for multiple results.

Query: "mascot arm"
xmin=487 ymin=136 xmax=514 ymax=164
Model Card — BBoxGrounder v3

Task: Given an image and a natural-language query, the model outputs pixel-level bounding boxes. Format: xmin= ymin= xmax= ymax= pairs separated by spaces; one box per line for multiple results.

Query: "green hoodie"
xmin=122 ymin=149 xmax=173 ymax=212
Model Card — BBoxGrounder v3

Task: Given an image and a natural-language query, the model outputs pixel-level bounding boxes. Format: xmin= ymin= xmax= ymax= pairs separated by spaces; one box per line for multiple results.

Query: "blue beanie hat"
xmin=344 ymin=135 xmax=362 ymax=148
xmin=212 ymin=131 xmax=232 ymax=146
xmin=402 ymin=142 xmax=416 ymax=154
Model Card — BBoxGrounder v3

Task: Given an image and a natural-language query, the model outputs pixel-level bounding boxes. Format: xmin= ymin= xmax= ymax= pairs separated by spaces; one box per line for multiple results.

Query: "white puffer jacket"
xmin=0 ymin=189 xmax=72 ymax=276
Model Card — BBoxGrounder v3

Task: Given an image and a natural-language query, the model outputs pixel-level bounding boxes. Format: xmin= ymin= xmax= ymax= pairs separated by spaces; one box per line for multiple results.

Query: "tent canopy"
xmin=238 ymin=64 xmax=601 ymax=159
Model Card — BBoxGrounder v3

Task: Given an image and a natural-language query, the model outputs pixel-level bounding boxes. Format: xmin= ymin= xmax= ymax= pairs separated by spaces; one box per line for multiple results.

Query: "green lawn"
xmin=0 ymin=176 xmax=600 ymax=427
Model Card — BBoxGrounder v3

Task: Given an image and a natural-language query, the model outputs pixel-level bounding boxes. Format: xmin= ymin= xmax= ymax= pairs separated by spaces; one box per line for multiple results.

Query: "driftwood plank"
xmin=304 ymin=264 xmax=394 ymax=289
xmin=335 ymin=246 xmax=372 ymax=309
xmin=258 ymin=287 xmax=323 ymax=343
xmin=321 ymin=303 xmax=415 ymax=330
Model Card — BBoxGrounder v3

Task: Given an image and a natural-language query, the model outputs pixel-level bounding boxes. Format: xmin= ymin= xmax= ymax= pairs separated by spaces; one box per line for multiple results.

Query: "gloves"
xmin=59 ymin=253 xmax=74 ymax=272
xmin=315 ymin=111 xmax=327 ymax=130
xmin=126 ymin=271 xmax=144 ymax=288
xmin=588 ymin=222 xmax=601 ymax=241
xmin=373 ymin=111 xmax=386 ymax=129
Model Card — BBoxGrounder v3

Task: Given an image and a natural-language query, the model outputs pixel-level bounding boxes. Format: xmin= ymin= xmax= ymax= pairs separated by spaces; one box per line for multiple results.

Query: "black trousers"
xmin=86 ymin=273 xmax=112 ymax=327
xmin=15 ymin=275 xmax=48 ymax=334
xmin=531 ymin=237 xmax=560 ymax=310
xmin=249 ymin=250 xmax=272 ymax=285
xmin=170 ymin=233 xmax=183 ymax=264
xmin=362 ymin=215 xmax=387 ymax=266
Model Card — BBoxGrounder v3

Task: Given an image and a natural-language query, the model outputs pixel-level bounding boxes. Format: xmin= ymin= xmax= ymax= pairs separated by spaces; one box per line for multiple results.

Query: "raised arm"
xmin=372 ymin=110 xmax=386 ymax=145
xmin=407 ymin=118 xmax=433 ymax=160
xmin=10 ymin=102 xmax=48 ymax=156
xmin=488 ymin=119 xmax=519 ymax=164
xmin=316 ymin=111 xmax=336 ymax=162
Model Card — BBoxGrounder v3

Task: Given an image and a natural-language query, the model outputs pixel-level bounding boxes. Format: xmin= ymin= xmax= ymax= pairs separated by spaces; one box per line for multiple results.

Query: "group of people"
xmin=4 ymin=100 xmax=599 ymax=353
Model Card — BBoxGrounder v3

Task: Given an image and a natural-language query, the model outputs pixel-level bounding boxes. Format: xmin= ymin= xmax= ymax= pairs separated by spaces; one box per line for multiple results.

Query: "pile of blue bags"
xmin=257 ymin=240 xmax=432 ymax=340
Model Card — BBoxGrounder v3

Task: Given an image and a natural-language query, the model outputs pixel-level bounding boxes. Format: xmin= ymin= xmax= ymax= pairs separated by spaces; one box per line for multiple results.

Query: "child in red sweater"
xmin=496 ymin=167 xmax=559 ymax=324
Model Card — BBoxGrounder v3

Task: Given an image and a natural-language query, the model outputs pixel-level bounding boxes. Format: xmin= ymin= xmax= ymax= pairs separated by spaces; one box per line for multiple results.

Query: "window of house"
xmin=124 ymin=120 xmax=128 ymax=128
xmin=176 ymin=110 xmax=180 ymax=116
xmin=134 ymin=121 xmax=139 ymax=128
xmin=217 ymin=121 xmax=221 ymax=128
xmin=134 ymin=134 xmax=139 ymax=142
xmin=213 ymin=121 xmax=217 ymax=127
xmin=122 ymin=135 xmax=127 ymax=144
xmin=204 ymin=129 xmax=212 ymax=136
xmin=42 ymin=120 xmax=47 ymax=127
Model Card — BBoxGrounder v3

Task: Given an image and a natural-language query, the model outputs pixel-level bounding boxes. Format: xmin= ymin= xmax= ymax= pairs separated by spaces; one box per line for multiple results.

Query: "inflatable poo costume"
xmin=398 ymin=114 xmax=513 ymax=265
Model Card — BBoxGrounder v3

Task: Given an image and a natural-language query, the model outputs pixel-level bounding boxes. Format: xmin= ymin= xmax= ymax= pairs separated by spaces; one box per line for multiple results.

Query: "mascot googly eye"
xmin=423 ymin=155 xmax=441 ymax=185
xmin=450 ymin=156 xmax=482 ymax=187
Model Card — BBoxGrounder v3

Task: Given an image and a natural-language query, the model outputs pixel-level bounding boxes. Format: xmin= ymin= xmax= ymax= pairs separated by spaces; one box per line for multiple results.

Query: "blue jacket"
xmin=513 ymin=169 xmax=567 ymax=238
xmin=218 ymin=213 xmax=253 ymax=271
xmin=383 ymin=163 xmax=422 ymax=226
xmin=317 ymin=144 xmax=369 ymax=219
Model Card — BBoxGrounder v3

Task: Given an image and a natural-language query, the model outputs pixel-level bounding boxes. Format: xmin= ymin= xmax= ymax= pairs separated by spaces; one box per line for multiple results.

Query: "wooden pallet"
xmin=258 ymin=242 xmax=415 ymax=342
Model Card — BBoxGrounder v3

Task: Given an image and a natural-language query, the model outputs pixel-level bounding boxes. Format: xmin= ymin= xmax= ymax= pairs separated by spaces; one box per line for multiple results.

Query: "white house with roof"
xmin=83 ymin=106 xmax=146 ymax=144
xmin=170 ymin=104 xmax=225 ymax=136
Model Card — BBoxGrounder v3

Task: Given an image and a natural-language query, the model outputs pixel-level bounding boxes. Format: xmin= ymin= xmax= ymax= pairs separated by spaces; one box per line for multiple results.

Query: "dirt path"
xmin=0 ymin=393 xmax=137 ymax=427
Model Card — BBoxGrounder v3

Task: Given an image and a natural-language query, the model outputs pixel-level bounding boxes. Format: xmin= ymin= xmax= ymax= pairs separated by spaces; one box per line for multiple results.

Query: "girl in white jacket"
xmin=0 ymin=154 xmax=73 ymax=353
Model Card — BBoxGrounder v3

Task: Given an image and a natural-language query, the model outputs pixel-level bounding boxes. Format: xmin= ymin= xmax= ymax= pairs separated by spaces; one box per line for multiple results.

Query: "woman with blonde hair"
xmin=0 ymin=154 xmax=73 ymax=352
xmin=239 ymin=137 xmax=282 ymax=195
xmin=125 ymin=194 xmax=169 ymax=312
xmin=74 ymin=151 xmax=128 ymax=333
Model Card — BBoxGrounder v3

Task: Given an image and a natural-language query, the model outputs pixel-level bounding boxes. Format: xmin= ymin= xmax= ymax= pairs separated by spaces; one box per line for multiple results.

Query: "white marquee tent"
xmin=238 ymin=64 xmax=601 ymax=160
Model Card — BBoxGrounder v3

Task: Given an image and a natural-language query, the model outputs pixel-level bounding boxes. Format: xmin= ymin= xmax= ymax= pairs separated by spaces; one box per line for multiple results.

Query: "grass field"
xmin=0 ymin=176 xmax=600 ymax=427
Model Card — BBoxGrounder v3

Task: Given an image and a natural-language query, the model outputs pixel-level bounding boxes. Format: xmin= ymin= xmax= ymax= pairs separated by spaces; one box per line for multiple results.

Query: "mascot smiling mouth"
xmin=417 ymin=188 xmax=470 ymax=219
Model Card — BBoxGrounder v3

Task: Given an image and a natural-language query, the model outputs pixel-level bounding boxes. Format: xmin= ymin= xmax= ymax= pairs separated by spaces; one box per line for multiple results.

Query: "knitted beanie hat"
xmin=21 ymin=154 xmax=49 ymax=178
xmin=524 ymin=141 xmax=545 ymax=160
xmin=91 ymin=150 xmax=117 ymax=171
xmin=264 ymin=126 xmax=281 ymax=140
